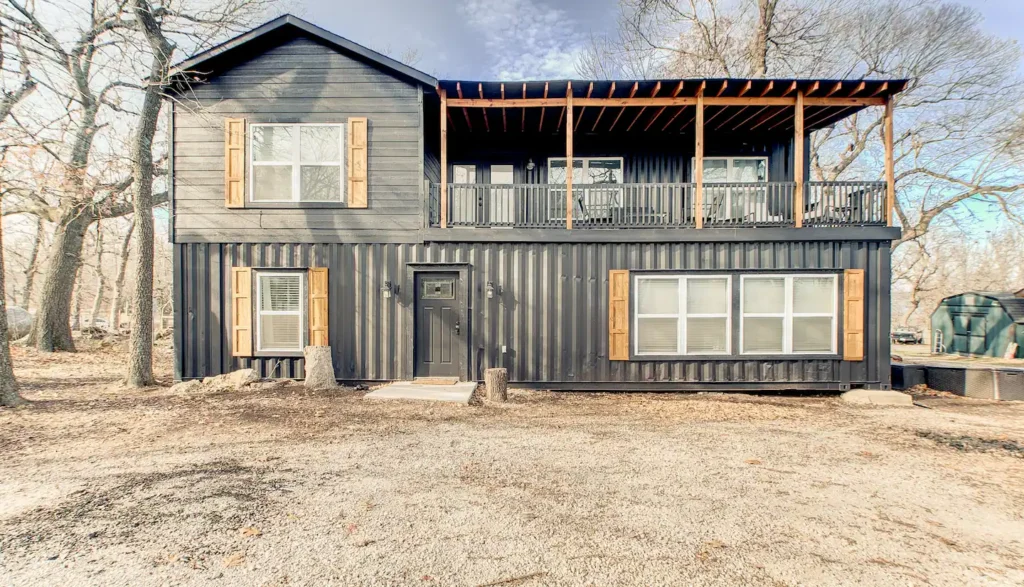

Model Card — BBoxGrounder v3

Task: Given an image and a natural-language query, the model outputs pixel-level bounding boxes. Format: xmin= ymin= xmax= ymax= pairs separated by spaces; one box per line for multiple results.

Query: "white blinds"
xmin=257 ymin=273 xmax=303 ymax=351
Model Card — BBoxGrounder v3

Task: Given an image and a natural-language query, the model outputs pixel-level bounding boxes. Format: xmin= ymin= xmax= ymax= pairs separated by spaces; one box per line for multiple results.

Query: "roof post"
xmin=565 ymin=81 xmax=573 ymax=230
xmin=440 ymin=87 xmax=448 ymax=229
xmin=794 ymin=90 xmax=804 ymax=228
xmin=694 ymin=86 xmax=704 ymax=229
xmin=885 ymin=95 xmax=895 ymax=226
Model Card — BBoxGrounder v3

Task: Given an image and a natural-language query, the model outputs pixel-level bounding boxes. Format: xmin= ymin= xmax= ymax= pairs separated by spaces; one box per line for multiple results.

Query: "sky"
xmin=290 ymin=0 xmax=1024 ymax=80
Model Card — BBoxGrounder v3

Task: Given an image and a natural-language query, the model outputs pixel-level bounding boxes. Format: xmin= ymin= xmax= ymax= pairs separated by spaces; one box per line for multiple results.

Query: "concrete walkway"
xmin=364 ymin=381 xmax=476 ymax=405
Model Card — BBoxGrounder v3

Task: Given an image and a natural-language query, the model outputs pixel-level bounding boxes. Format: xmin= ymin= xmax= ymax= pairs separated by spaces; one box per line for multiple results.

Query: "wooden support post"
xmin=884 ymin=95 xmax=895 ymax=226
xmin=566 ymin=82 xmax=574 ymax=230
xmin=794 ymin=90 xmax=804 ymax=228
xmin=694 ymin=89 xmax=704 ymax=229
xmin=440 ymin=87 xmax=448 ymax=229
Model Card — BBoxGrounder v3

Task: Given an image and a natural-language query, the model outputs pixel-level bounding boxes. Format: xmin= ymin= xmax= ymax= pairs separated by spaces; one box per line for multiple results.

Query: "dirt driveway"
xmin=1 ymin=343 xmax=1023 ymax=586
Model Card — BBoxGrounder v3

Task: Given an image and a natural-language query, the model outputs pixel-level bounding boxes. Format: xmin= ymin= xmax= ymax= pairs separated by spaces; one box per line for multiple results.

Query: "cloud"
xmin=459 ymin=0 xmax=584 ymax=79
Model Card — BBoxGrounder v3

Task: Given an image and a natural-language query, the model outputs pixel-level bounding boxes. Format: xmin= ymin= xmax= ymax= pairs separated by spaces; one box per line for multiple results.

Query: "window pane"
xmin=794 ymin=277 xmax=834 ymax=314
xmin=732 ymin=159 xmax=767 ymax=182
xmin=300 ymin=166 xmax=341 ymax=201
xmin=453 ymin=165 xmax=476 ymax=184
xmin=253 ymin=166 xmax=292 ymax=201
xmin=638 ymin=317 xmax=678 ymax=354
xmin=687 ymin=278 xmax=728 ymax=314
xmin=252 ymin=126 xmax=293 ymax=161
xmin=687 ymin=317 xmax=728 ymax=353
xmin=300 ymin=126 xmax=340 ymax=163
xmin=703 ymin=159 xmax=728 ymax=182
xmin=637 ymin=279 xmax=678 ymax=314
xmin=587 ymin=159 xmax=622 ymax=184
xmin=260 ymin=314 xmax=300 ymax=350
xmin=491 ymin=164 xmax=514 ymax=184
xmin=260 ymin=275 xmax=301 ymax=311
xmin=743 ymin=278 xmax=785 ymax=314
xmin=744 ymin=317 xmax=784 ymax=353
xmin=793 ymin=316 xmax=832 ymax=352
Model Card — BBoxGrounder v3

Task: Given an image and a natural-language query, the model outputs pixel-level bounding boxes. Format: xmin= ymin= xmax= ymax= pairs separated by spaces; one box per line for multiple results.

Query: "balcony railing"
xmin=427 ymin=180 xmax=887 ymax=229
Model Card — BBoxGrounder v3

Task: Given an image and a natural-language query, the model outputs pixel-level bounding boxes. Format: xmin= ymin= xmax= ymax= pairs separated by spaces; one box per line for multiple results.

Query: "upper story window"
xmin=250 ymin=123 xmax=345 ymax=203
xmin=699 ymin=157 xmax=768 ymax=182
xmin=548 ymin=157 xmax=623 ymax=184
xmin=740 ymin=275 xmax=837 ymax=355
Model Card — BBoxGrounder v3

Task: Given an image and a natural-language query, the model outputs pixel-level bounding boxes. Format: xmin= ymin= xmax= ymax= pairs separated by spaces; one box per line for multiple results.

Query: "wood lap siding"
xmin=173 ymin=35 xmax=422 ymax=242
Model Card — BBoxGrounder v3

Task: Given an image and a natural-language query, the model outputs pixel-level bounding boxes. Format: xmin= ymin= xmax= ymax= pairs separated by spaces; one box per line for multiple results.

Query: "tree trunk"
xmin=109 ymin=219 xmax=134 ymax=331
xmin=125 ymin=0 xmax=173 ymax=387
xmin=26 ymin=209 xmax=93 ymax=351
xmin=304 ymin=346 xmax=337 ymax=390
xmin=19 ymin=216 xmax=44 ymax=309
xmin=89 ymin=222 xmax=106 ymax=328
xmin=0 ymin=208 xmax=23 ymax=406
xmin=485 ymin=368 xmax=508 ymax=402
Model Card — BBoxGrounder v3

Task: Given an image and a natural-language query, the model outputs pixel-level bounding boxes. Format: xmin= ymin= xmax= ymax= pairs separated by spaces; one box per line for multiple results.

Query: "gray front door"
xmin=414 ymin=273 xmax=462 ymax=378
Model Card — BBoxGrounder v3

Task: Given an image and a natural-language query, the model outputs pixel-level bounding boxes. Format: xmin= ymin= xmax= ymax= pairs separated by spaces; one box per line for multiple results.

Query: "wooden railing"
xmin=804 ymin=181 xmax=887 ymax=226
xmin=427 ymin=181 xmax=885 ymax=228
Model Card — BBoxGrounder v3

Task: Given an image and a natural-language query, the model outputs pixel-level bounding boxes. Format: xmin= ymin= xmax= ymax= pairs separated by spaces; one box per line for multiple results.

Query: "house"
xmin=931 ymin=292 xmax=1024 ymax=358
xmin=168 ymin=15 xmax=905 ymax=391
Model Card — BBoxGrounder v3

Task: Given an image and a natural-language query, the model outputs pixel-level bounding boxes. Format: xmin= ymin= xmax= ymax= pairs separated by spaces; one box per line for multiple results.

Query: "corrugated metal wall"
xmin=175 ymin=240 xmax=891 ymax=389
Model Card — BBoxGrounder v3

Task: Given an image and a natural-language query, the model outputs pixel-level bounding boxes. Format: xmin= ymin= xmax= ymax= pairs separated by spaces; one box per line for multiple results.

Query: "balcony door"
xmin=450 ymin=164 xmax=476 ymax=226
xmin=697 ymin=157 xmax=768 ymax=221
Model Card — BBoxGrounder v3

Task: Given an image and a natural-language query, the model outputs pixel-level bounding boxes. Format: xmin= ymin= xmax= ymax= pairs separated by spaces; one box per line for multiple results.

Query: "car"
xmin=891 ymin=329 xmax=922 ymax=344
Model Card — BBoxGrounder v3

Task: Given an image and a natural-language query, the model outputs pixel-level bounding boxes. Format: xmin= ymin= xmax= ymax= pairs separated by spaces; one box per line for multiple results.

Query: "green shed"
xmin=931 ymin=292 xmax=1024 ymax=358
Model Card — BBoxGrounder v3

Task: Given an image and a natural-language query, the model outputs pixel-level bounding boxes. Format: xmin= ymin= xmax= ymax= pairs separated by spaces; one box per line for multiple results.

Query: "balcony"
xmin=428 ymin=181 xmax=886 ymax=229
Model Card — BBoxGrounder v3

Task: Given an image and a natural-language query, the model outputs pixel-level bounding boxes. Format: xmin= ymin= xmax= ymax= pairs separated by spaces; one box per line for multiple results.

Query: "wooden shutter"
xmin=225 ymin=118 xmax=246 ymax=208
xmin=843 ymin=269 xmax=865 ymax=361
xmin=609 ymin=270 xmax=630 ymax=361
xmin=231 ymin=267 xmax=253 ymax=357
xmin=347 ymin=117 xmax=368 ymax=208
xmin=308 ymin=267 xmax=329 ymax=346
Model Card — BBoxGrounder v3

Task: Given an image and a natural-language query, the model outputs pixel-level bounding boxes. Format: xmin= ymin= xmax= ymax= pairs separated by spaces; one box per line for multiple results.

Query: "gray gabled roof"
xmin=170 ymin=14 xmax=437 ymax=88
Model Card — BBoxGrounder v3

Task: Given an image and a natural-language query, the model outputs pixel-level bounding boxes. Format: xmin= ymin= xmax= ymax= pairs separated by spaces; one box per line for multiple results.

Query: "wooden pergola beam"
xmin=794 ymin=90 xmax=805 ymax=228
xmin=500 ymin=83 xmax=506 ymax=132
xmin=456 ymin=82 xmax=472 ymax=131
xmin=694 ymin=87 xmax=705 ymax=229
xmin=566 ymin=81 xmax=574 ymax=230
xmin=521 ymin=83 xmax=526 ymax=132
xmin=626 ymin=81 xmax=660 ymax=132
xmin=591 ymin=82 xmax=615 ymax=132
xmin=608 ymin=82 xmax=638 ymax=131
xmin=478 ymin=83 xmax=489 ymax=132
xmin=748 ymin=106 xmax=789 ymax=131
xmin=732 ymin=105 xmax=769 ymax=131
xmin=849 ymin=81 xmax=866 ymax=96
xmin=574 ymin=82 xmax=593 ymax=131
xmin=439 ymin=87 xmax=447 ymax=229
xmin=759 ymin=81 xmax=774 ymax=96
xmin=869 ymin=81 xmax=889 ymax=97
xmin=715 ymin=80 xmax=728 ymax=96
xmin=443 ymin=96 xmax=883 ymax=109
xmin=538 ymin=81 xmax=549 ymax=132
xmin=781 ymin=81 xmax=797 ymax=96
xmin=885 ymin=95 xmax=895 ymax=226
xmin=805 ymin=81 xmax=820 ymax=96
xmin=824 ymin=81 xmax=842 ymax=97
xmin=738 ymin=80 xmax=752 ymax=97
xmin=645 ymin=80 xmax=683 ymax=131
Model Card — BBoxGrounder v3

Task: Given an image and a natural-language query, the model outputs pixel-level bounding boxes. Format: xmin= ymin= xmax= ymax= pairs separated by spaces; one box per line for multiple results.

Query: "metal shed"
xmin=931 ymin=292 xmax=1024 ymax=358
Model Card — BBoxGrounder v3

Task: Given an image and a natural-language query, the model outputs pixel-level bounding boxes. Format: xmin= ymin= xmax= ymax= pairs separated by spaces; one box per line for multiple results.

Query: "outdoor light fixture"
xmin=526 ymin=158 xmax=536 ymax=171
xmin=382 ymin=281 xmax=396 ymax=298
xmin=486 ymin=281 xmax=495 ymax=299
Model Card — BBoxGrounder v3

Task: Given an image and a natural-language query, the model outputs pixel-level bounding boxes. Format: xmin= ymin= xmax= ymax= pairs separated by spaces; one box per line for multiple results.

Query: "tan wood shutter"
xmin=609 ymin=270 xmax=630 ymax=361
xmin=225 ymin=118 xmax=246 ymax=208
xmin=231 ymin=267 xmax=253 ymax=357
xmin=308 ymin=267 xmax=329 ymax=346
xmin=843 ymin=269 xmax=865 ymax=361
xmin=347 ymin=117 xmax=368 ymax=208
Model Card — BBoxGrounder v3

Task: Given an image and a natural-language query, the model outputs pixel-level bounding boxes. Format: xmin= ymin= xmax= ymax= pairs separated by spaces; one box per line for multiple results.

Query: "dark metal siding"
xmin=175 ymin=240 xmax=891 ymax=389
xmin=172 ymin=34 xmax=424 ymax=243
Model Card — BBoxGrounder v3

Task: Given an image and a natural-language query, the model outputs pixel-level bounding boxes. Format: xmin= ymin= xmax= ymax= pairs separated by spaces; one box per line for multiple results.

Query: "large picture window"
xmin=250 ymin=123 xmax=345 ymax=203
xmin=256 ymin=272 xmax=306 ymax=352
xmin=740 ymin=274 xmax=837 ymax=355
xmin=634 ymin=275 xmax=731 ymax=356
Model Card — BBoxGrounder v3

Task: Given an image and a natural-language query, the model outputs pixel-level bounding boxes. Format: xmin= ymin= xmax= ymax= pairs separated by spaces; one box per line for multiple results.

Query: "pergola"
xmin=435 ymin=78 xmax=906 ymax=230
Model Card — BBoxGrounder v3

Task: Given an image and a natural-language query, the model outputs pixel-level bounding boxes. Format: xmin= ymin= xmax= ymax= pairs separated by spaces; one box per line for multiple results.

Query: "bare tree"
xmin=108 ymin=218 xmax=133 ymax=330
xmin=0 ymin=19 xmax=36 ymax=407
xmin=88 ymin=222 xmax=106 ymax=328
xmin=19 ymin=215 xmax=44 ymax=308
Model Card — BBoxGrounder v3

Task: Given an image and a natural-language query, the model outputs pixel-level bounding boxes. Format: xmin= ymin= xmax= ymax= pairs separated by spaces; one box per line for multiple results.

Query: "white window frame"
xmin=547 ymin=157 xmax=625 ymax=185
xmin=695 ymin=156 xmax=769 ymax=182
xmin=739 ymin=274 xmax=838 ymax=355
xmin=255 ymin=271 xmax=306 ymax=353
xmin=249 ymin=123 xmax=346 ymax=203
xmin=633 ymin=274 xmax=732 ymax=356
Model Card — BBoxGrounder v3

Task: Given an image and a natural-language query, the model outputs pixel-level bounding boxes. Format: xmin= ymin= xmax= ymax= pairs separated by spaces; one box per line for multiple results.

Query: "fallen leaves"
xmin=240 ymin=527 xmax=262 ymax=537
xmin=223 ymin=553 xmax=245 ymax=567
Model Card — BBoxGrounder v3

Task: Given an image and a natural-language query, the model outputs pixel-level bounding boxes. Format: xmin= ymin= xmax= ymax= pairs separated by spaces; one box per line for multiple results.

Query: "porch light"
xmin=382 ymin=281 xmax=396 ymax=298
xmin=486 ymin=281 xmax=496 ymax=299
xmin=526 ymin=158 xmax=535 ymax=171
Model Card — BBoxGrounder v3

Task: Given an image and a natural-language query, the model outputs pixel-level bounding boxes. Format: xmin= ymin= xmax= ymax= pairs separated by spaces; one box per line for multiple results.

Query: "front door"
xmin=414 ymin=273 xmax=462 ymax=378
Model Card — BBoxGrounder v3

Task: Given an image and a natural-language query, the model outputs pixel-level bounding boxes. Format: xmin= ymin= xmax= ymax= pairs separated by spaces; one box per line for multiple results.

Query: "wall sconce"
xmin=382 ymin=281 xmax=398 ymax=298
xmin=486 ymin=281 xmax=501 ymax=299
xmin=526 ymin=158 xmax=536 ymax=171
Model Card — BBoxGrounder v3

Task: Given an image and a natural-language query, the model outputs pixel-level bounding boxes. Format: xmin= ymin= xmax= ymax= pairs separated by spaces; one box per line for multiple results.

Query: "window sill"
xmin=244 ymin=202 xmax=352 ymax=209
xmin=254 ymin=350 xmax=305 ymax=358
xmin=629 ymin=353 xmax=841 ymax=361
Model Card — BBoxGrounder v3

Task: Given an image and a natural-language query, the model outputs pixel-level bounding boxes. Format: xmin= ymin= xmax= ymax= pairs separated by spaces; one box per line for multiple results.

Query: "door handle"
xmin=455 ymin=320 xmax=461 ymax=335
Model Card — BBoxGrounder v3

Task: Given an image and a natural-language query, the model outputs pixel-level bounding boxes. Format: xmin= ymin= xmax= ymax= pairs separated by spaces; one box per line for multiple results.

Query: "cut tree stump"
xmin=485 ymin=368 xmax=508 ymax=402
xmin=304 ymin=346 xmax=337 ymax=390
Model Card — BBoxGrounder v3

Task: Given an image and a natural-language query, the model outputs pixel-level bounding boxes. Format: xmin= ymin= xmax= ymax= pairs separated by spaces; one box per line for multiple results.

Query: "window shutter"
xmin=609 ymin=270 xmax=630 ymax=361
xmin=225 ymin=118 xmax=246 ymax=208
xmin=231 ymin=267 xmax=253 ymax=357
xmin=843 ymin=269 xmax=865 ymax=361
xmin=308 ymin=267 xmax=329 ymax=346
xmin=347 ymin=117 xmax=368 ymax=208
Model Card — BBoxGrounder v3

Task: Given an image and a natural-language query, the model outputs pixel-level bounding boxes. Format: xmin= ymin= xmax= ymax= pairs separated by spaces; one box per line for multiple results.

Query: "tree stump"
xmin=304 ymin=346 xmax=337 ymax=390
xmin=484 ymin=368 xmax=508 ymax=402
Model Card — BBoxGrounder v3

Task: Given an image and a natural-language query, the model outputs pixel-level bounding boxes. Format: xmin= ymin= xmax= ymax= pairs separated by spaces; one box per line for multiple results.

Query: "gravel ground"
xmin=1 ymin=341 xmax=1023 ymax=586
